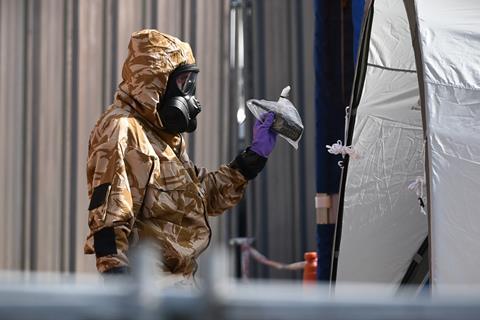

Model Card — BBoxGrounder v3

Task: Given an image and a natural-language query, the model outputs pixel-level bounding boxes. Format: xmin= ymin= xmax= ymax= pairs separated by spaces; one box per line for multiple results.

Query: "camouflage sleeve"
xmin=84 ymin=117 xmax=154 ymax=273
xmin=197 ymin=165 xmax=248 ymax=216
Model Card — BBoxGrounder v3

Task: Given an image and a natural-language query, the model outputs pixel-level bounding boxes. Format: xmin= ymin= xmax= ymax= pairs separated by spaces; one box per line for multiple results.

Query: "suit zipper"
xmin=199 ymin=198 xmax=212 ymax=255
xmin=191 ymin=199 xmax=211 ymax=278
xmin=138 ymin=159 xmax=156 ymax=217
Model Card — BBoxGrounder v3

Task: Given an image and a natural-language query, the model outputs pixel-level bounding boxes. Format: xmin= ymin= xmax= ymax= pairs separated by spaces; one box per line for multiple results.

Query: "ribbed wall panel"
xmin=0 ymin=0 xmax=316 ymax=278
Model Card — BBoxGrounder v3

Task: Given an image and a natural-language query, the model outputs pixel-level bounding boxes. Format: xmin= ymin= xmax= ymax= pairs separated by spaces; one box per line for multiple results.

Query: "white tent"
xmin=332 ymin=0 xmax=480 ymax=290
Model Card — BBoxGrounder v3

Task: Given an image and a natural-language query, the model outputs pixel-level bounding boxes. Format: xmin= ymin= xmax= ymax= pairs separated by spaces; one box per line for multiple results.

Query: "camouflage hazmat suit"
xmin=84 ymin=30 xmax=269 ymax=278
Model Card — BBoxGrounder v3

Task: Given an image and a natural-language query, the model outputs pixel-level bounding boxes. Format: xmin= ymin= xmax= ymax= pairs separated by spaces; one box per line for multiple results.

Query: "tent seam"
xmin=367 ymin=62 xmax=416 ymax=74
xmin=424 ymin=79 xmax=480 ymax=92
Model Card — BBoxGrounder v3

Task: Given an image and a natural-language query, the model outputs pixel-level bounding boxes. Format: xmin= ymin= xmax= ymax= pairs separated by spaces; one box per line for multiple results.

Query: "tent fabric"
xmin=335 ymin=0 xmax=480 ymax=288
xmin=335 ymin=0 xmax=427 ymax=286
xmin=413 ymin=0 xmax=480 ymax=286
xmin=367 ymin=1 xmax=415 ymax=72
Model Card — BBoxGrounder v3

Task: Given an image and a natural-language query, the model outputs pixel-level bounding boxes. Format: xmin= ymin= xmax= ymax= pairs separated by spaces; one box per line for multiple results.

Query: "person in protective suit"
xmin=84 ymin=29 xmax=277 ymax=283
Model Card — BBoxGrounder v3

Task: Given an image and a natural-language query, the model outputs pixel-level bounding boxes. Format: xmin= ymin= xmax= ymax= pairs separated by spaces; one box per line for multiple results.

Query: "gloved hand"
xmin=250 ymin=112 xmax=278 ymax=158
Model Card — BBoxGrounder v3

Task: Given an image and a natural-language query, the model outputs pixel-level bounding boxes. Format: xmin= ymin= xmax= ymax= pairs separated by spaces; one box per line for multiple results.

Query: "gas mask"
xmin=158 ymin=64 xmax=202 ymax=133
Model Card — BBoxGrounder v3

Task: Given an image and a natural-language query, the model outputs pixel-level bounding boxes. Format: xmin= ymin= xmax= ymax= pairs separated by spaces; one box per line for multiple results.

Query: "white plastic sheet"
xmin=336 ymin=0 xmax=427 ymax=286
xmin=414 ymin=0 xmax=480 ymax=286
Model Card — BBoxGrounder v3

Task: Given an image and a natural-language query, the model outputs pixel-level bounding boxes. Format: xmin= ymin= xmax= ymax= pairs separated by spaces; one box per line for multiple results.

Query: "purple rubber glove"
xmin=250 ymin=112 xmax=278 ymax=158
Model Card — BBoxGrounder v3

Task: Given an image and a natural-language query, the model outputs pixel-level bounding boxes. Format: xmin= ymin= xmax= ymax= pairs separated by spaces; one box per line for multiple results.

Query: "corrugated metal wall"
xmin=246 ymin=0 xmax=317 ymax=279
xmin=0 ymin=0 xmax=316 ymax=278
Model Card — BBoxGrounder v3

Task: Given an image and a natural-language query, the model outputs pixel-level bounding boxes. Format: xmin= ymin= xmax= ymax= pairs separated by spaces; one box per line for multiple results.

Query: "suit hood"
xmin=117 ymin=29 xmax=196 ymax=129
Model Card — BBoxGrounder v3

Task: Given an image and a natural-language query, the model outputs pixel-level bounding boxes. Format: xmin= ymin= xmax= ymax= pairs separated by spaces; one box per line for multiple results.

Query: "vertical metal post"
xmin=229 ymin=0 xmax=250 ymax=278
xmin=68 ymin=0 xmax=79 ymax=273
xmin=28 ymin=0 xmax=41 ymax=271
xmin=151 ymin=0 xmax=158 ymax=28
xmin=293 ymin=0 xmax=308 ymax=256
xmin=60 ymin=0 xmax=70 ymax=273
xmin=187 ymin=0 xmax=197 ymax=158
xmin=229 ymin=0 xmax=247 ymax=150
xmin=110 ymin=0 xmax=118 ymax=97
xmin=20 ymin=0 xmax=30 ymax=271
